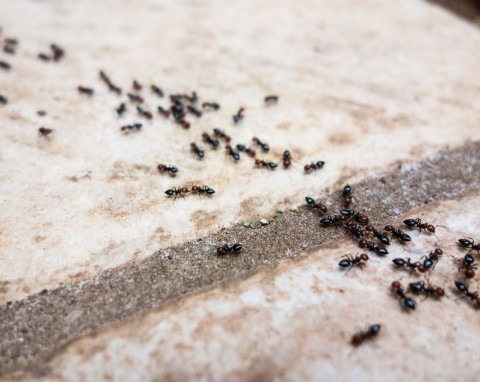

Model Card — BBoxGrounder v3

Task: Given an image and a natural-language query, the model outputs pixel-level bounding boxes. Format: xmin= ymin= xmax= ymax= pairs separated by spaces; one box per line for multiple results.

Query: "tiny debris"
xmin=260 ymin=218 xmax=269 ymax=226
xmin=289 ymin=207 xmax=299 ymax=213
xmin=276 ymin=207 xmax=285 ymax=214
xmin=243 ymin=221 xmax=252 ymax=228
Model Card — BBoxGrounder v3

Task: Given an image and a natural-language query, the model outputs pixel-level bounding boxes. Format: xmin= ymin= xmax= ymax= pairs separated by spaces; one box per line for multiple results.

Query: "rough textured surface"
xmin=1 ymin=0 xmax=480 ymax=380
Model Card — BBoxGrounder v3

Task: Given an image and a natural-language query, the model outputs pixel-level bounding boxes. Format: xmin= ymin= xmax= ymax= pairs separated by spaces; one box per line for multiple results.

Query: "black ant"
xmin=132 ymin=80 xmax=142 ymax=91
xmin=191 ymin=143 xmax=205 ymax=159
xmin=403 ymin=218 xmax=436 ymax=235
xmin=136 ymin=106 xmax=153 ymax=119
xmin=264 ymin=95 xmax=279 ymax=106
xmin=202 ymin=102 xmax=220 ymax=111
xmin=255 ymin=159 xmax=278 ymax=170
xmin=157 ymin=164 xmax=178 ymax=176
xmin=341 ymin=184 xmax=353 ymax=206
xmin=99 ymin=70 xmax=122 ymax=94
xmin=50 ymin=44 xmax=64 ymax=61
xmin=364 ymin=225 xmax=390 ymax=245
xmin=213 ymin=128 xmax=231 ymax=142
xmin=0 ymin=94 xmax=7 ymax=105
xmin=0 ymin=61 xmax=11 ymax=70
xmin=232 ymin=107 xmax=245 ymax=124
xmin=217 ymin=243 xmax=243 ymax=255
xmin=108 ymin=83 xmax=122 ymax=95
xmin=128 ymin=93 xmax=144 ymax=103
xmin=304 ymin=161 xmax=325 ymax=173
xmin=116 ymin=103 xmax=126 ymax=116
xmin=384 ymin=225 xmax=411 ymax=243
xmin=341 ymin=210 xmax=369 ymax=225
xmin=320 ymin=214 xmax=345 ymax=226
xmin=120 ymin=124 xmax=142 ymax=134
xmin=391 ymin=281 xmax=416 ymax=310
xmin=392 ymin=257 xmax=421 ymax=272
xmin=419 ymin=248 xmax=443 ymax=272
xmin=282 ymin=150 xmax=292 ymax=168
xmin=305 ymin=197 xmax=327 ymax=214
xmin=458 ymin=237 xmax=480 ymax=254
xmin=225 ymin=145 xmax=240 ymax=161
xmin=236 ymin=144 xmax=256 ymax=158
xmin=409 ymin=281 xmax=445 ymax=299
xmin=338 ymin=253 xmax=368 ymax=271
xmin=187 ymin=105 xmax=202 ymax=118
xmin=38 ymin=127 xmax=54 ymax=138
xmin=171 ymin=101 xmax=186 ymax=121
xmin=191 ymin=185 xmax=215 ymax=196
xmin=157 ymin=106 xmax=171 ymax=118
xmin=358 ymin=239 xmax=388 ymax=256
xmin=78 ymin=86 xmax=94 ymax=96
xmin=151 ymin=85 xmax=164 ymax=97
xmin=454 ymin=281 xmax=480 ymax=308
xmin=344 ymin=221 xmax=365 ymax=239
xmin=165 ymin=186 xmax=189 ymax=200
xmin=252 ymin=137 xmax=269 ymax=152
xmin=351 ymin=324 xmax=381 ymax=347
xmin=202 ymin=133 xmax=220 ymax=148
xmin=458 ymin=254 xmax=477 ymax=279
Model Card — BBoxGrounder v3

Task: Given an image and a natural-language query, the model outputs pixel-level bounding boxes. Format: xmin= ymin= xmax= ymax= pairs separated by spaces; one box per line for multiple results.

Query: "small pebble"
xmin=289 ymin=207 xmax=299 ymax=213
xmin=260 ymin=218 xmax=269 ymax=226
xmin=243 ymin=221 xmax=252 ymax=228
xmin=276 ymin=207 xmax=285 ymax=214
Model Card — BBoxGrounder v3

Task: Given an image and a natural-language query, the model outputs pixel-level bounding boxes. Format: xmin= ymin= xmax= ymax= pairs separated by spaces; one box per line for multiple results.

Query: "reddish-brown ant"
xmin=338 ymin=253 xmax=368 ymax=271
xmin=403 ymin=218 xmax=436 ymax=235
xmin=213 ymin=128 xmax=231 ymax=142
xmin=99 ymin=70 xmax=122 ymax=94
xmin=202 ymin=102 xmax=220 ymax=111
xmin=157 ymin=106 xmax=170 ymax=118
xmin=458 ymin=254 xmax=477 ymax=279
xmin=0 ymin=61 xmax=11 ymax=70
xmin=264 ymin=95 xmax=279 ymax=106
xmin=409 ymin=281 xmax=445 ymax=299
xmin=50 ymin=44 xmax=64 ymax=61
xmin=225 ymin=145 xmax=240 ymax=161
xmin=232 ymin=107 xmax=244 ymax=124
xmin=282 ymin=150 xmax=292 ymax=168
xmin=191 ymin=142 xmax=205 ymax=159
xmin=116 ymin=103 xmax=126 ymax=116
xmin=305 ymin=196 xmax=328 ymax=214
xmin=120 ymin=124 xmax=142 ymax=134
xmin=236 ymin=144 xmax=256 ymax=157
xmin=458 ymin=237 xmax=480 ymax=254
xmin=391 ymin=281 xmax=416 ymax=310
xmin=252 ymin=137 xmax=269 ymax=152
xmin=364 ymin=225 xmax=389 ymax=245
xmin=187 ymin=105 xmax=202 ymax=118
xmin=304 ymin=161 xmax=325 ymax=173
xmin=454 ymin=281 xmax=480 ymax=308
xmin=128 ymin=93 xmax=144 ymax=103
xmin=202 ymin=133 xmax=220 ymax=148
xmin=165 ymin=187 xmax=189 ymax=200
xmin=191 ymin=185 xmax=215 ymax=196
xmin=38 ymin=127 xmax=54 ymax=138
xmin=136 ymin=106 xmax=153 ymax=119
xmin=78 ymin=86 xmax=94 ymax=95
xmin=255 ymin=159 xmax=278 ymax=170
xmin=177 ymin=120 xmax=190 ymax=129
xmin=151 ymin=85 xmax=164 ymax=97
xmin=0 ymin=94 xmax=7 ymax=105
xmin=384 ymin=225 xmax=412 ymax=242
xmin=358 ymin=239 xmax=388 ymax=256
xmin=419 ymin=248 xmax=443 ymax=272
xmin=133 ymin=80 xmax=142 ymax=91
xmin=157 ymin=164 xmax=178 ymax=176
xmin=351 ymin=324 xmax=381 ymax=347
xmin=217 ymin=243 xmax=243 ymax=255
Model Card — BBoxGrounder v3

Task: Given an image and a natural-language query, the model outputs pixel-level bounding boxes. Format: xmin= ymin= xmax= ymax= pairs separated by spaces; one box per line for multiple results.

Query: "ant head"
xmin=360 ymin=253 xmax=369 ymax=261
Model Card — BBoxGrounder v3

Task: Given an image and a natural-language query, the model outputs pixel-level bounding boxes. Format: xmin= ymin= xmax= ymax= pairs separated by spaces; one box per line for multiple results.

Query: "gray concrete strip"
xmin=1 ymin=140 xmax=480 ymax=377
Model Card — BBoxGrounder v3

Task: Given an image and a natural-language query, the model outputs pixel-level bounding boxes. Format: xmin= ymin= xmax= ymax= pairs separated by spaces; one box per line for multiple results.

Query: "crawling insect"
xmin=458 ymin=238 xmax=480 ymax=254
xmin=120 ymin=124 xmax=142 ymax=134
xmin=304 ymin=161 xmax=325 ymax=173
xmin=191 ymin=142 xmax=205 ymax=159
xmin=202 ymin=102 xmax=220 ymax=111
xmin=255 ymin=159 xmax=277 ymax=170
xmin=236 ymin=144 xmax=256 ymax=158
xmin=384 ymin=225 xmax=412 ymax=243
xmin=338 ymin=253 xmax=368 ymax=272
xmin=157 ymin=164 xmax=178 ymax=176
xmin=408 ymin=281 xmax=445 ymax=299
xmin=392 ymin=257 xmax=421 ymax=273
xmin=202 ymin=132 xmax=220 ymax=148
xmin=191 ymin=185 xmax=215 ymax=196
xmin=165 ymin=186 xmax=189 ymax=200
xmin=351 ymin=324 xmax=381 ymax=347
xmin=38 ymin=127 xmax=54 ymax=138
xmin=305 ymin=196 xmax=328 ymax=214
xmin=358 ymin=238 xmax=388 ymax=256
xmin=217 ymin=243 xmax=243 ymax=255
xmin=391 ymin=281 xmax=416 ymax=310
xmin=232 ymin=107 xmax=245 ymax=124
xmin=226 ymin=145 xmax=240 ymax=161
xmin=264 ymin=95 xmax=279 ymax=106
xmin=458 ymin=254 xmax=477 ymax=279
xmin=403 ymin=218 xmax=436 ymax=235
xmin=252 ymin=137 xmax=269 ymax=152
xmin=454 ymin=281 xmax=480 ymax=309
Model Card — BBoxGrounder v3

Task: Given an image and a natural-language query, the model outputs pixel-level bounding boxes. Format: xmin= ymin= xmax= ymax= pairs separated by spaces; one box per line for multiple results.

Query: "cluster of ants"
xmin=306 ymin=184 xmax=480 ymax=347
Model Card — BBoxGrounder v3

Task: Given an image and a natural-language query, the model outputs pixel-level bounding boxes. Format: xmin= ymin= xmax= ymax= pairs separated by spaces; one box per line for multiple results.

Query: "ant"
xmin=282 ymin=150 xmax=292 ymax=168
xmin=341 ymin=184 xmax=353 ymax=206
xmin=202 ymin=102 xmax=220 ymax=111
xmin=0 ymin=94 xmax=8 ymax=105
xmin=127 ymin=93 xmax=144 ymax=103
xmin=151 ymin=85 xmax=164 ymax=97
xmin=338 ymin=253 xmax=368 ymax=271
xmin=351 ymin=324 xmax=381 ymax=347
xmin=419 ymin=248 xmax=443 ymax=272
xmin=232 ymin=107 xmax=245 ymax=124
xmin=171 ymin=102 xmax=186 ymax=121
xmin=38 ymin=53 xmax=51 ymax=61
xmin=38 ymin=127 xmax=54 ymax=138
xmin=187 ymin=105 xmax=202 ymax=118
xmin=364 ymin=225 xmax=390 ymax=245
xmin=217 ymin=243 xmax=243 ymax=255
xmin=157 ymin=164 xmax=178 ymax=176
xmin=403 ymin=218 xmax=436 ymax=235
xmin=392 ymin=257 xmax=422 ymax=273
xmin=50 ymin=44 xmax=64 ymax=61
xmin=4 ymin=45 xmax=15 ymax=55
xmin=236 ymin=144 xmax=256 ymax=158
xmin=358 ymin=239 xmax=388 ymax=255
xmin=304 ymin=161 xmax=325 ymax=173
xmin=202 ymin=132 xmax=220 ymax=148
xmin=157 ymin=106 xmax=171 ymax=118
xmin=108 ymin=83 xmax=122 ymax=95
xmin=391 ymin=281 xmax=416 ymax=310
xmin=120 ymin=124 xmax=142 ymax=134
xmin=177 ymin=120 xmax=190 ymax=129
xmin=191 ymin=185 xmax=215 ymax=196
xmin=384 ymin=225 xmax=411 ymax=243
xmin=344 ymin=221 xmax=365 ymax=239
xmin=408 ymin=281 xmax=445 ymax=299
xmin=190 ymin=143 xmax=205 ymax=159
xmin=165 ymin=186 xmax=189 ymax=200
xmin=132 ymin=80 xmax=142 ymax=91
xmin=320 ymin=214 xmax=345 ymax=226
xmin=99 ymin=70 xmax=122 ymax=94
xmin=116 ymin=103 xmax=126 ymax=116
xmin=305 ymin=196 xmax=328 ymax=214
xmin=78 ymin=86 xmax=95 ymax=96
xmin=341 ymin=210 xmax=369 ymax=225
xmin=458 ymin=254 xmax=477 ymax=279
xmin=0 ymin=61 xmax=11 ymax=70
xmin=454 ymin=281 xmax=480 ymax=308
xmin=458 ymin=237 xmax=480 ymax=254
xmin=225 ymin=145 xmax=240 ymax=161
xmin=213 ymin=128 xmax=231 ymax=142
xmin=264 ymin=95 xmax=279 ymax=106
xmin=255 ymin=159 xmax=278 ymax=170
xmin=4 ymin=38 xmax=18 ymax=45
xmin=136 ymin=106 xmax=153 ymax=119
xmin=252 ymin=137 xmax=269 ymax=152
